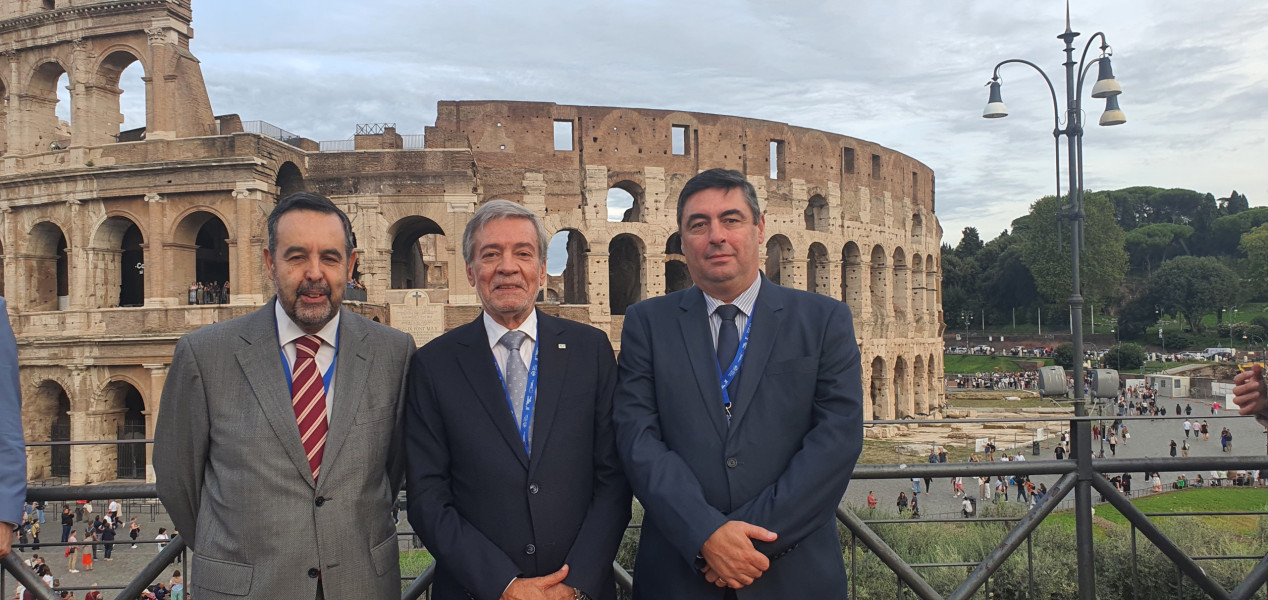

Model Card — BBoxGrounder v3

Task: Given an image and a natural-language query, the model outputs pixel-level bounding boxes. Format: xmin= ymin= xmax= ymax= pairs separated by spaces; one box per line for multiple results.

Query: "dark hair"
xmin=267 ymin=192 xmax=355 ymax=258
xmin=675 ymin=168 xmax=761 ymax=227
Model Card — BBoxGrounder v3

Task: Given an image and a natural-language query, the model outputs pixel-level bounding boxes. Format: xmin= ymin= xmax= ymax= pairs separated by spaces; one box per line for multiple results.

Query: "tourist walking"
xmin=897 ymin=492 xmax=909 ymax=513
xmin=66 ymin=530 xmax=79 ymax=573
xmin=1183 ymin=419 xmax=1191 ymax=438
xmin=1170 ymin=440 xmax=1178 ymax=457
xmin=867 ymin=491 xmax=877 ymax=509
xmin=1181 ymin=439 xmax=1190 ymax=457
xmin=1108 ymin=432 xmax=1118 ymax=456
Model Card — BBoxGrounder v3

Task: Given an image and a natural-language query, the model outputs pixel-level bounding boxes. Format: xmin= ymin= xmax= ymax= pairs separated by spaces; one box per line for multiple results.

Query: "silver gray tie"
xmin=499 ymin=330 xmax=533 ymax=452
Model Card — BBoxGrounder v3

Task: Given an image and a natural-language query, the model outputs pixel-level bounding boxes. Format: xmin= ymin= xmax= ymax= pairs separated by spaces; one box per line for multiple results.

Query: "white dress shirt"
xmin=274 ymin=302 xmax=340 ymax=410
xmin=482 ymin=310 xmax=538 ymax=376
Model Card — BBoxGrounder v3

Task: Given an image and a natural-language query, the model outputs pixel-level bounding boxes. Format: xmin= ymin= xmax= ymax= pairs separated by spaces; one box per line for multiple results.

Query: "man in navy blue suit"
xmin=1 ymin=297 xmax=26 ymax=560
xmin=614 ymin=169 xmax=863 ymax=599
xmin=405 ymin=200 xmax=631 ymax=600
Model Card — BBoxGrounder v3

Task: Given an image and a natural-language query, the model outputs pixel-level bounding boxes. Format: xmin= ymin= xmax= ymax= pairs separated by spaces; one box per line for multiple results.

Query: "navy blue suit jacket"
xmin=613 ymin=276 xmax=863 ymax=599
xmin=0 ymin=297 xmax=25 ymax=529
xmin=405 ymin=310 xmax=632 ymax=600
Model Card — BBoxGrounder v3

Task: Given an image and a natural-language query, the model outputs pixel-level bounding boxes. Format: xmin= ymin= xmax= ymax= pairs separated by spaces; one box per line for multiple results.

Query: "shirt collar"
xmin=483 ymin=309 xmax=538 ymax=350
xmin=702 ymin=274 xmax=762 ymax=317
xmin=274 ymin=299 xmax=340 ymax=349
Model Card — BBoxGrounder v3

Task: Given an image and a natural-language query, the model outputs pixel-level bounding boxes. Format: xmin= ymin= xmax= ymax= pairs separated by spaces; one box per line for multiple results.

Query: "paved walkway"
xmin=843 ymin=397 xmax=1268 ymax=518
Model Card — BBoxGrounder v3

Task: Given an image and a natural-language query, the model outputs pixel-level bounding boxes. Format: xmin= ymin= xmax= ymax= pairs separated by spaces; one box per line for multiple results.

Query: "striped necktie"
xmin=292 ymin=335 xmax=328 ymax=482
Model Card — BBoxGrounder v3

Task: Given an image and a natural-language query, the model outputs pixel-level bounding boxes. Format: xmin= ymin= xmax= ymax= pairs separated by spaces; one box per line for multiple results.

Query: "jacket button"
xmin=726 ymin=457 xmax=738 ymax=468
xmin=315 ymin=496 xmax=326 ymax=507
xmin=308 ymin=568 xmax=320 ymax=578
xmin=528 ymin=483 xmax=539 ymax=495
xmin=525 ymin=544 xmax=536 ymax=555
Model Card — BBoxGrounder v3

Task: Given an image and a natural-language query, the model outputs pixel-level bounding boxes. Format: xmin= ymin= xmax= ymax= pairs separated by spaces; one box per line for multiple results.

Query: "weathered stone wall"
xmin=0 ymin=3 xmax=944 ymax=485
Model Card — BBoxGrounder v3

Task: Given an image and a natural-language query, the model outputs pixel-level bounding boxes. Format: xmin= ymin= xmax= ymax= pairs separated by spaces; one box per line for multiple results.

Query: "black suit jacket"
xmin=405 ymin=310 xmax=632 ymax=600
xmin=613 ymin=276 xmax=864 ymax=599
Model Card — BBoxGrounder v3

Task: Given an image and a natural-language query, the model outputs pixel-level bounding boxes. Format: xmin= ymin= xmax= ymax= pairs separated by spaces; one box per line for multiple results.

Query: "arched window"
xmin=607 ymin=181 xmax=644 ymax=223
xmin=172 ymin=211 xmax=232 ymax=300
xmin=894 ymin=356 xmax=910 ymax=418
xmin=765 ymin=235 xmax=794 ymax=287
xmin=388 ymin=216 xmax=446 ymax=290
xmin=892 ymin=248 xmax=908 ymax=320
xmin=804 ymin=194 xmax=829 ymax=232
xmin=870 ymin=357 xmax=888 ymax=421
xmin=97 ymin=50 xmax=147 ymax=143
xmin=27 ymin=222 xmax=68 ymax=311
xmin=548 ymin=230 xmax=589 ymax=304
xmin=91 ymin=216 xmax=145 ymax=307
xmin=870 ymin=245 xmax=888 ymax=322
xmin=106 ymin=382 xmax=147 ymax=480
xmin=664 ymin=233 xmax=692 ymax=293
xmin=609 ymin=234 xmax=645 ymax=315
xmin=841 ymin=242 xmax=863 ymax=309
xmin=276 ymin=162 xmax=305 ymax=199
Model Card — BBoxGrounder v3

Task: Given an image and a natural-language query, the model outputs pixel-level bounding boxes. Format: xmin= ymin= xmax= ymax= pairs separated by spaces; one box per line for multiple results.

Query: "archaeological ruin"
xmin=1 ymin=0 xmax=944 ymax=485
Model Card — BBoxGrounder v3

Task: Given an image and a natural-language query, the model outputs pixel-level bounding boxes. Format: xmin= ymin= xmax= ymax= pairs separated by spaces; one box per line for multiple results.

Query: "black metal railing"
xmin=7 ymin=415 xmax=1268 ymax=600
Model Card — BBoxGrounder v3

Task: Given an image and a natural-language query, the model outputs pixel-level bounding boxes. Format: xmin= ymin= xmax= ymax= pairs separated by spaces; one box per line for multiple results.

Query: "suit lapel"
xmin=527 ymin=311 xmax=566 ymax=476
xmin=455 ymin=317 xmax=531 ymax=469
xmin=678 ymin=289 xmax=727 ymax=441
xmin=727 ymin=277 xmax=784 ymax=432
xmin=236 ymin=301 xmax=316 ymax=489
xmin=318 ymin=309 xmax=373 ymax=487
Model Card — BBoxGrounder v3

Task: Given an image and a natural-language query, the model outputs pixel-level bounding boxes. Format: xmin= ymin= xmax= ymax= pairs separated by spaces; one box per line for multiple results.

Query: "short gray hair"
xmin=462 ymin=200 xmax=550 ymax=265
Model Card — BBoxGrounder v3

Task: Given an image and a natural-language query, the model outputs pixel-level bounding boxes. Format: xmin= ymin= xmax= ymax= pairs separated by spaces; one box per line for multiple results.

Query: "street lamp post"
xmin=982 ymin=7 xmax=1125 ymax=599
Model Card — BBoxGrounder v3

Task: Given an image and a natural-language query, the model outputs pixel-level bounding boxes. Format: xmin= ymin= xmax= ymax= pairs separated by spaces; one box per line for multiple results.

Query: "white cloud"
xmin=189 ymin=0 xmax=1268 ymax=246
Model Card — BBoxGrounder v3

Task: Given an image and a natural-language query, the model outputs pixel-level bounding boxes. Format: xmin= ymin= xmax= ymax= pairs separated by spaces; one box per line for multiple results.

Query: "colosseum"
xmin=2 ymin=0 xmax=944 ymax=485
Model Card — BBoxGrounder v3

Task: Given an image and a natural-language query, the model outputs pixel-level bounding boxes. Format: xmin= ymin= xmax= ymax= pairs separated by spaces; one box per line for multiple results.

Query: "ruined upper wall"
xmin=426 ymin=100 xmax=935 ymax=216
xmin=0 ymin=0 xmax=192 ymax=41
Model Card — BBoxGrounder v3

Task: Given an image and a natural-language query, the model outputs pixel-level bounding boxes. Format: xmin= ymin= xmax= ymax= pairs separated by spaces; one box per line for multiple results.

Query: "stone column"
xmin=66 ymin=366 xmax=88 ymax=486
xmin=643 ymin=167 xmax=667 ymax=222
xmin=587 ymin=248 xmax=609 ymax=322
xmin=232 ymin=186 xmax=267 ymax=304
xmin=644 ymin=251 xmax=666 ymax=299
xmin=143 ymin=364 xmax=167 ymax=483
xmin=143 ymin=193 xmax=175 ymax=307
xmin=446 ymin=196 xmax=477 ymax=305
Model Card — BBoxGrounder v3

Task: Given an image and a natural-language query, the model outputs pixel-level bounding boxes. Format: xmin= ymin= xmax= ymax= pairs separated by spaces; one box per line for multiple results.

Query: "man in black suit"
xmin=405 ymin=200 xmax=631 ymax=600
xmin=614 ymin=168 xmax=863 ymax=599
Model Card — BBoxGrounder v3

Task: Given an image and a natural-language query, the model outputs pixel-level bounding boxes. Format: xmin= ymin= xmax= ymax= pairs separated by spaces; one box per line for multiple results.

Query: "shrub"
xmin=1102 ymin=342 xmax=1146 ymax=370
xmin=1053 ymin=343 xmax=1075 ymax=369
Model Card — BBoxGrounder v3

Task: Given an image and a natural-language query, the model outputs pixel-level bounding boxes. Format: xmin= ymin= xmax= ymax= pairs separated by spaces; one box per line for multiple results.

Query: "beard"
xmin=284 ymin=280 xmax=337 ymax=331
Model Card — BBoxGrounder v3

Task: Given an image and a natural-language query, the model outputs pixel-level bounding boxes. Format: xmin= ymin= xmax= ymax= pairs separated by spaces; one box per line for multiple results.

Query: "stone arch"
xmin=894 ymin=355 xmax=911 ymax=418
xmin=25 ymin=58 xmax=71 ymax=153
xmin=841 ymin=242 xmax=863 ymax=310
xmin=765 ymin=234 xmax=794 ymax=287
xmin=911 ymin=253 xmax=924 ymax=324
xmin=100 ymin=379 xmax=147 ymax=480
xmin=913 ymin=354 xmax=928 ymax=415
xmin=609 ymin=180 xmax=645 ymax=223
xmin=388 ymin=216 xmax=447 ymax=289
xmin=609 ymin=233 xmax=645 ymax=315
xmin=891 ymin=247 xmax=908 ymax=320
xmin=94 ymin=47 xmax=149 ymax=143
xmin=24 ymin=379 xmax=71 ymax=481
xmin=549 ymin=229 xmax=589 ymax=304
xmin=275 ymin=161 xmax=306 ymax=199
xmin=870 ymin=356 xmax=889 ymax=421
xmin=804 ymin=194 xmax=829 ymax=232
xmin=911 ymin=212 xmax=924 ymax=243
xmin=870 ymin=244 xmax=888 ymax=322
xmin=90 ymin=214 xmax=146 ymax=307
xmin=171 ymin=209 xmax=232 ymax=297
xmin=27 ymin=221 xmax=69 ymax=311
xmin=807 ymin=242 xmax=830 ymax=296
xmin=664 ymin=232 xmax=692 ymax=293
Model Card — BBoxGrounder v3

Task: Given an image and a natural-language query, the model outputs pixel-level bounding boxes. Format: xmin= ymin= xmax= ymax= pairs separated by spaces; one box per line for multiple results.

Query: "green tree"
xmin=1205 ymin=206 xmax=1268 ymax=257
xmin=1240 ymin=222 xmax=1268 ymax=300
xmin=1101 ymin=342 xmax=1146 ymax=370
xmin=1016 ymin=193 xmax=1128 ymax=305
xmin=1124 ymin=222 xmax=1192 ymax=276
xmin=1219 ymin=190 xmax=1249 ymax=215
xmin=954 ymin=227 xmax=984 ymax=260
xmin=1053 ymin=342 xmax=1075 ymax=369
xmin=1147 ymin=256 xmax=1238 ymax=334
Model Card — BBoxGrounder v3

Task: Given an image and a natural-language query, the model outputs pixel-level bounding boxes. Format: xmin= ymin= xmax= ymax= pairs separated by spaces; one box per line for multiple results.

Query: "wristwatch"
xmin=572 ymin=587 xmax=589 ymax=600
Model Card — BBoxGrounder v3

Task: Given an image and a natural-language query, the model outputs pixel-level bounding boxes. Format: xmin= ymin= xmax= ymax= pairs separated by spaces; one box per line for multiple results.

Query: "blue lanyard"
xmin=279 ymin=328 xmax=340 ymax=397
xmin=716 ymin=310 xmax=753 ymax=424
xmin=495 ymin=337 xmax=540 ymax=455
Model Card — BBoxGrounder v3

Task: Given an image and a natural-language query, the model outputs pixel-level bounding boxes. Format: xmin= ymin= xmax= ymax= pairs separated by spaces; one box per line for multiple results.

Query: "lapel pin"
xmin=558 ymin=344 xmax=567 ymax=349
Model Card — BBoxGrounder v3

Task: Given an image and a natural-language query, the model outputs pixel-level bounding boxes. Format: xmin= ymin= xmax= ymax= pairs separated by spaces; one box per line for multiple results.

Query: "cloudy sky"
xmin=109 ymin=0 xmax=1268 ymax=246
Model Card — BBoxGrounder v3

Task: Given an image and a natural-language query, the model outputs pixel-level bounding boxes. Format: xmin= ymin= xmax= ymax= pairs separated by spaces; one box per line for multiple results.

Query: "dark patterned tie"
xmin=716 ymin=304 xmax=740 ymax=376
xmin=291 ymin=335 xmax=328 ymax=482
xmin=499 ymin=330 xmax=533 ymax=451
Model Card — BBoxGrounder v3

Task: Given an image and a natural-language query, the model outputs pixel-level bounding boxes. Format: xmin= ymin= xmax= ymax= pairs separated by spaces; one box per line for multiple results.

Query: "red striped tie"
xmin=292 ymin=335 xmax=328 ymax=482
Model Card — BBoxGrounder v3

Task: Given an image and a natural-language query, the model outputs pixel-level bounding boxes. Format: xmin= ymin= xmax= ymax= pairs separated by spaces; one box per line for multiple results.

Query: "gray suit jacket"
xmin=0 ymin=297 xmax=25 ymax=529
xmin=155 ymin=301 xmax=415 ymax=600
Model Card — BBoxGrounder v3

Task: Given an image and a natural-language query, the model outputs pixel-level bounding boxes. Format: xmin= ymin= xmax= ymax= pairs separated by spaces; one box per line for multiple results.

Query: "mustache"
xmin=297 ymin=281 xmax=332 ymax=296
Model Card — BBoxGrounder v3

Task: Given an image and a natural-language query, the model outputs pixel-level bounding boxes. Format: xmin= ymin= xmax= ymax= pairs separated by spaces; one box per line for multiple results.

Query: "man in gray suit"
xmin=155 ymin=192 xmax=415 ymax=600
xmin=1 ymin=297 xmax=25 ymax=560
